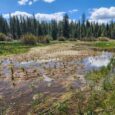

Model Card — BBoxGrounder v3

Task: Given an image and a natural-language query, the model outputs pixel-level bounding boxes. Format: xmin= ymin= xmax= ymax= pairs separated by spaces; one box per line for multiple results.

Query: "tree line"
xmin=0 ymin=14 xmax=115 ymax=40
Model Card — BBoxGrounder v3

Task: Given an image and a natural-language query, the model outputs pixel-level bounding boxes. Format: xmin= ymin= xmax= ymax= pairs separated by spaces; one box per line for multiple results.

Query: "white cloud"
xmin=35 ymin=12 xmax=65 ymax=21
xmin=28 ymin=1 xmax=33 ymax=5
xmin=3 ymin=11 xmax=32 ymax=18
xmin=43 ymin=0 xmax=55 ymax=3
xmin=18 ymin=0 xmax=55 ymax=5
xmin=3 ymin=9 xmax=78 ymax=22
xmin=3 ymin=11 xmax=65 ymax=22
xmin=69 ymin=9 xmax=78 ymax=13
xmin=18 ymin=0 xmax=29 ymax=5
xmin=89 ymin=7 xmax=115 ymax=23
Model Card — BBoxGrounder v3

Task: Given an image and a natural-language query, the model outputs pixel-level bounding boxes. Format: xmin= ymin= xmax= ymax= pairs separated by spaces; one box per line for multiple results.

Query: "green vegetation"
xmin=0 ymin=33 xmax=7 ymax=41
xmin=86 ymin=58 xmax=115 ymax=82
xmin=95 ymin=41 xmax=115 ymax=48
xmin=0 ymin=41 xmax=33 ymax=55
xmin=0 ymin=14 xmax=115 ymax=40
xmin=29 ymin=58 xmax=115 ymax=115
xmin=0 ymin=40 xmax=115 ymax=56
xmin=37 ymin=35 xmax=51 ymax=43
xmin=58 ymin=36 xmax=66 ymax=41
xmin=21 ymin=34 xmax=37 ymax=45
xmin=74 ymin=40 xmax=115 ymax=52
xmin=86 ymin=67 xmax=110 ymax=82
xmin=84 ymin=58 xmax=115 ymax=114
xmin=0 ymin=40 xmax=67 ymax=56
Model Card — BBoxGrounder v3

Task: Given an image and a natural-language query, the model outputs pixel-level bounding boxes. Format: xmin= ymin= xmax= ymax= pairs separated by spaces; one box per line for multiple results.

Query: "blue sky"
xmin=0 ymin=0 xmax=115 ymax=23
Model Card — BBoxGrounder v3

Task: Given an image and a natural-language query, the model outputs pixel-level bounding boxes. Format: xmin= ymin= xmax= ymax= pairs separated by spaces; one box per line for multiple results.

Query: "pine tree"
xmin=51 ymin=20 xmax=58 ymax=40
xmin=62 ymin=14 xmax=70 ymax=38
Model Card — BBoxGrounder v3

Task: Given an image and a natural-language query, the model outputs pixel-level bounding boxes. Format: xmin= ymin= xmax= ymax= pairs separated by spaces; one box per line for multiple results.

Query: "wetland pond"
xmin=0 ymin=51 xmax=114 ymax=114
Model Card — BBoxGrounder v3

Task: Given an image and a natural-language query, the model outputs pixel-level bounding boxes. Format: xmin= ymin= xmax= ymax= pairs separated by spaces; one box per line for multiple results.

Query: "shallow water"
xmin=0 ymin=52 xmax=113 ymax=78
xmin=0 ymin=51 xmax=114 ymax=114
xmin=0 ymin=58 xmax=60 ymax=78
xmin=83 ymin=52 xmax=112 ymax=71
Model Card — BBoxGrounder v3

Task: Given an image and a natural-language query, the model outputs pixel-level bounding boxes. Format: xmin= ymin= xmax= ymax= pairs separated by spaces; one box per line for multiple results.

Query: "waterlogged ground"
xmin=0 ymin=42 xmax=114 ymax=115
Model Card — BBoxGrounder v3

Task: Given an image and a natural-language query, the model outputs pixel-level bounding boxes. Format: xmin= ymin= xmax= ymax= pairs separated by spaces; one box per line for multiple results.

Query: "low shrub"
xmin=97 ymin=37 xmax=110 ymax=41
xmin=81 ymin=37 xmax=96 ymax=41
xmin=36 ymin=36 xmax=43 ymax=43
xmin=0 ymin=33 xmax=7 ymax=41
xmin=69 ymin=38 xmax=77 ymax=41
xmin=21 ymin=33 xmax=37 ymax=45
xmin=42 ymin=35 xmax=51 ymax=43
xmin=37 ymin=35 xmax=50 ymax=43
xmin=6 ymin=33 xmax=13 ymax=41
xmin=58 ymin=37 xmax=66 ymax=41
xmin=45 ymin=35 xmax=52 ymax=41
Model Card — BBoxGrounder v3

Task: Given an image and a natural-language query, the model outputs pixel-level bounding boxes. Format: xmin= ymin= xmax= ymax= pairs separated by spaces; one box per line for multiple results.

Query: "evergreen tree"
xmin=0 ymin=13 xmax=114 ymax=40
xmin=51 ymin=20 xmax=58 ymax=40
xmin=62 ymin=14 xmax=70 ymax=38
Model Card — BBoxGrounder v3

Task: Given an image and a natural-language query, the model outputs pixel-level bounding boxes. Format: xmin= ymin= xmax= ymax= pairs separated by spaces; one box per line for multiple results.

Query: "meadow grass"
xmin=0 ymin=40 xmax=115 ymax=56
xmin=0 ymin=41 xmax=34 ymax=55
xmin=95 ymin=41 xmax=115 ymax=48
xmin=0 ymin=40 xmax=70 ymax=56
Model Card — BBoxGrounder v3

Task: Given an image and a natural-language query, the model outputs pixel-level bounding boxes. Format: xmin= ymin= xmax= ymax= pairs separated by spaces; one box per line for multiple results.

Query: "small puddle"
xmin=83 ymin=52 xmax=112 ymax=71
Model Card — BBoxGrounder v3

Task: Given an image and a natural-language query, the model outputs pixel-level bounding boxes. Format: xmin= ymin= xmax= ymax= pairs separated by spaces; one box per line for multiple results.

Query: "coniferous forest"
xmin=0 ymin=14 xmax=115 ymax=40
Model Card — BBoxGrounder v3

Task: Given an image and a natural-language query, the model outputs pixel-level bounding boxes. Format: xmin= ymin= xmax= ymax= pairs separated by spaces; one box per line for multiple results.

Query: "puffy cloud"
xmin=18 ymin=0 xmax=55 ymax=5
xmin=89 ymin=7 xmax=115 ymax=23
xmin=3 ymin=11 xmax=65 ymax=22
xmin=3 ymin=11 xmax=32 ymax=18
xmin=18 ymin=0 xmax=29 ymax=5
xmin=35 ymin=12 xmax=65 ymax=21
xmin=3 ymin=9 xmax=78 ymax=22
xmin=28 ymin=1 xmax=33 ymax=5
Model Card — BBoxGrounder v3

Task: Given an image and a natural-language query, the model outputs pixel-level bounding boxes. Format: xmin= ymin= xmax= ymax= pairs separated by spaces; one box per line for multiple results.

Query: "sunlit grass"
xmin=0 ymin=41 xmax=33 ymax=56
xmin=95 ymin=41 xmax=115 ymax=48
xmin=0 ymin=40 xmax=69 ymax=56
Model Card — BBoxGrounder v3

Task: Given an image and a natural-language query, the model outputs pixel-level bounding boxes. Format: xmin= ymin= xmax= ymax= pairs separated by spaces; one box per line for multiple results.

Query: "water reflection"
xmin=83 ymin=52 xmax=112 ymax=71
